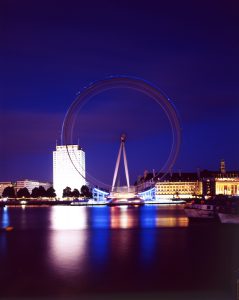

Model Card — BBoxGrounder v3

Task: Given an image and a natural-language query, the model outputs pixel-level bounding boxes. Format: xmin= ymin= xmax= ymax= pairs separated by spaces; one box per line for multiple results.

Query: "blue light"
xmin=140 ymin=228 xmax=157 ymax=263
xmin=90 ymin=206 xmax=110 ymax=229
xmin=0 ymin=207 xmax=9 ymax=253
xmin=89 ymin=207 xmax=110 ymax=263
xmin=139 ymin=206 xmax=157 ymax=262
xmin=140 ymin=205 xmax=157 ymax=228
xmin=2 ymin=207 xmax=9 ymax=228
xmin=93 ymin=187 xmax=109 ymax=195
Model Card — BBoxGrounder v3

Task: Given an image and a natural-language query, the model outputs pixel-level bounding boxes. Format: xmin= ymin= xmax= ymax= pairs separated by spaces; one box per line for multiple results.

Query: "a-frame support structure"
xmin=111 ymin=134 xmax=130 ymax=191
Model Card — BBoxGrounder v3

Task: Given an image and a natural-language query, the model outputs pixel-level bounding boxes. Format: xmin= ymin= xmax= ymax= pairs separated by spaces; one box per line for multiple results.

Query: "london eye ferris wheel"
xmin=61 ymin=75 xmax=181 ymax=189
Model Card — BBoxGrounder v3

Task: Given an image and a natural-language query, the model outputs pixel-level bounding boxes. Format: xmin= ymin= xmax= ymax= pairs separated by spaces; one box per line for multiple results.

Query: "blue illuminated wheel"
xmin=61 ymin=75 xmax=181 ymax=188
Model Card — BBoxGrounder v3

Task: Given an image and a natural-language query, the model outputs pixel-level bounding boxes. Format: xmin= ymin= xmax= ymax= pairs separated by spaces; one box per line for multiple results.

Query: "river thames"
xmin=0 ymin=205 xmax=238 ymax=300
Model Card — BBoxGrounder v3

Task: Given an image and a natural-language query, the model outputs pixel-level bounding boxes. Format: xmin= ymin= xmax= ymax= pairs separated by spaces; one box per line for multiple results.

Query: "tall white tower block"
xmin=53 ymin=145 xmax=86 ymax=198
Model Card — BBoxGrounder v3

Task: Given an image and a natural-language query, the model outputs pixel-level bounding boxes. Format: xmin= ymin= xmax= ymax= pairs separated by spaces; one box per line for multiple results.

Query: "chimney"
xmin=220 ymin=159 xmax=226 ymax=174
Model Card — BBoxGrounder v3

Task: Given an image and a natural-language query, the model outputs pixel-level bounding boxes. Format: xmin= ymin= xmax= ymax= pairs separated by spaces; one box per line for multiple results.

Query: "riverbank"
xmin=0 ymin=199 xmax=187 ymax=207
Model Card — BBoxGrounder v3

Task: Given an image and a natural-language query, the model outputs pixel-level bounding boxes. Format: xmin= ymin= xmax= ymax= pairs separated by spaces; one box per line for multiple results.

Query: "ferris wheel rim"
xmin=61 ymin=75 xmax=182 ymax=189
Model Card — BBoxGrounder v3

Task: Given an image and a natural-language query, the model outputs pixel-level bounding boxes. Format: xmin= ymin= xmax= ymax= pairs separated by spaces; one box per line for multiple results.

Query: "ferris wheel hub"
xmin=121 ymin=133 xmax=126 ymax=142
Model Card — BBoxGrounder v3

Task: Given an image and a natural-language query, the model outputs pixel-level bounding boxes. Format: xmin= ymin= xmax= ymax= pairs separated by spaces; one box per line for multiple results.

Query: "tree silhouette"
xmin=2 ymin=186 xmax=16 ymax=198
xmin=38 ymin=186 xmax=46 ymax=197
xmin=63 ymin=186 xmax=72 ymax=198
xmin=46 ymin=187 xmax=56 ymax=198
xmin=80 ymin=185 xmax=92 ymax=198
xmin=71 ymin=188 xmax=80 ymax=198
xmin=31 ymin=187 xmax=40 ymax=198
xmin=17 ymin=187 xmax=30 ymax=198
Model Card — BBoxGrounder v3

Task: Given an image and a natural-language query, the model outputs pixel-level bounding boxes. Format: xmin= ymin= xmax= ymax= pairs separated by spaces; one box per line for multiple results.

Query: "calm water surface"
xmin=0 ymin=205 xmax=238 ymax=300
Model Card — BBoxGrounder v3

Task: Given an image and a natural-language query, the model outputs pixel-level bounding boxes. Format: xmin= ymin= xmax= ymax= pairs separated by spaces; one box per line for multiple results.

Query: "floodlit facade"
xmin=53 ymin=145 xmax=86 ymax=198
xmin=215 ymin=177 xmax=239 ymax=196
xmin=16 ymin=180 xmax=52 ymax=193
xmin=155 ymin=180 xmax=202 ymax=199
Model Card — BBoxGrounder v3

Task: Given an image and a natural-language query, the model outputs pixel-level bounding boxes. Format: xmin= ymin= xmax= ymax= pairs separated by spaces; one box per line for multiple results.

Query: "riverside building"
xmin=155 ymin=180 xmax=202 ymax=199
xmin=154 ymin=173 xmax=202 ymax=199
xmin=16 ymin=180 xmax=52 ymax=193
xmin=138 ymin=160 xmax=239 ymax=199
xmin=0 ymin=180 xmax=52 ymax=196
xmin=215 ymin=177 xmax=239 ymax=195
xmin=53 ymin=145 xmax=86 ymax=198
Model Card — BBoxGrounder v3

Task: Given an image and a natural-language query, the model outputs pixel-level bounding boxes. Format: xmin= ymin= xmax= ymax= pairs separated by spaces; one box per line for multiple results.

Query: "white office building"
xmin=53 ymin=145 xmax=86 ymax=198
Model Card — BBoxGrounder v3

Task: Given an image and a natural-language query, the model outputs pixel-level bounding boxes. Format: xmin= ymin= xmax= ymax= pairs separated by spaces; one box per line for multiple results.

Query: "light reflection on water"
xmin=2 ymin=207 xmax=10 ymax=227
xmin=0 ymin=205 xmax=189 ymax=278
xmin=46 ymin=205 xmax=188 ymax=276
xmin=0 ymin=207 xmax=9 ymax=253
xmin=49 ymin=206 xmax=89 ymax=276
xmin=109 ymin=205 xmax=188 ymax=229
xmin=49 ymin=230 xmax=88 ymax=276
xmin=156 ymin=216 xmax=188 ymax=227
xmin=48 ymin=205 xmax=188 ymax=231
xmin=1 ymin=205 xmax=235 ymax=298
xmin=110 ymin=206 xmax=139 ymax=229
xmin=48 ymin=205 xmax=188 ymax=230
xmin=50 ymin=206 xmax=88 ymax=230
xmin=90 ymin=206 xmax=110 ymax=228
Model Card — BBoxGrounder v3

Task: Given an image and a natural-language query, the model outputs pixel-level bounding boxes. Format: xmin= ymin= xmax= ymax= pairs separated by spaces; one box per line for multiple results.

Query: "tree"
xmin=63 ymin=186 xmax=72 ymax=198
xmin=17 ymin=187 xmax=30 ymax=198
xmin=80 ymin=185 xmax=92 ymax=198
xmin=38 ymin=186 xmax=46 ymax=197
xmin=46 ymin=187 xmax=56 ymax=198
xmin=71 ymin=188 xmax=80 ymax=198
xmin=31 ymin=187 xmax=40 ymax=198
xmin=2 ymin=186 xmax=16 ymax=198
xmin=31 ymin=186 xmax=46 ymax=198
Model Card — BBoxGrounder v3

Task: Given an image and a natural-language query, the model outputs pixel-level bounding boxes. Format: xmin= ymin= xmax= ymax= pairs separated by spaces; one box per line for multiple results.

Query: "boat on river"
xmin=184 ymin=203 xmax=216 ymax=219
xmin=150 ymin=198 xmax=186 ymax=205
xmin=70 ymin=199 xmax=89 ymax=206
xmin=218 ymin=212 xmax=239 ymax=224
xmin=217 ymin=201 xmax=239 ymax=224
xmin=107 ymin=197 xmax=145 ymax=206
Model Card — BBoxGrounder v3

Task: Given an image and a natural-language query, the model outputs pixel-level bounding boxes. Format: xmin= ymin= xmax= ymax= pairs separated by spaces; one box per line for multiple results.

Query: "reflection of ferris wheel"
xmin=61 ymin=75 xmax=181 ymax=189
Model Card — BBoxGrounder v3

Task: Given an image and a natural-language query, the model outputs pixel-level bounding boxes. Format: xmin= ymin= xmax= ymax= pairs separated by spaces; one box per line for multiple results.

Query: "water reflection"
xmin=140 ymin=205 xmax=157 ymax=228
xmin=49 ymin=230 xmax=88 ymax=277
xmin=89 ymin=206 xmax=110 ymax=228
xmin=139 ymin=207 xmax=157 ymax=261
xmin=0 ymin=207 xmax=9 ymax=253
xmin=109 ymin=205 xmax=188 ymax=229
xmin=49 ymin=206 xmax=88 ymax=277
xmin=89 ymin=207 xmax=110 ymax=262
xmin=110 ymin=206 xmax=139 ymax=229
xmin=89 ymin=230 xmax=109 ymax=263
xmin=2 ymin=207 xmax=10 ymax=227
xmin=156 ymin=216 xmax=188 ymax=227
xmin=50 ymin=206 xmax=88 ymax=230
xmin=47 ymin=205 xmax=188 ymax=276
xmin=0 ymin=206 xmax=236 ymax=298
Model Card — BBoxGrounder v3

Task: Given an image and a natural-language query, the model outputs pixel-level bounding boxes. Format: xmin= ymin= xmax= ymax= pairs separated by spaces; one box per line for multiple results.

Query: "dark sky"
xmin=1 ymin=0 xmax=239 ymax=186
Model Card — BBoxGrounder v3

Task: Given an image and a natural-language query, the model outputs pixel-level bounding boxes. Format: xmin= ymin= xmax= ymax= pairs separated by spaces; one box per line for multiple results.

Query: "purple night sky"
xmin=1 ymin=0 xmax=239 ymax=185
